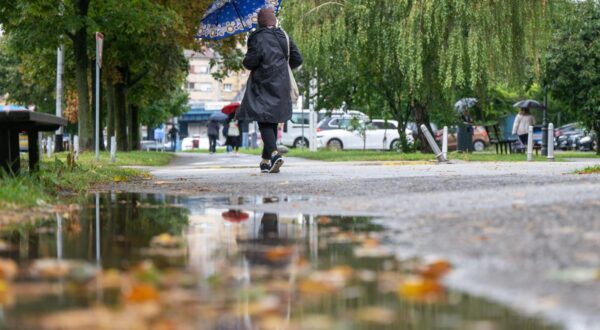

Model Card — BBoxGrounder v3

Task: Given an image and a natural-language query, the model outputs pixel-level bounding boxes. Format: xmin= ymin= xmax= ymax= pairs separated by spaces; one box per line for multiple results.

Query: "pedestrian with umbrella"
xmin=236 ymin=7 xmax=303 ymax=173
xmin=207 ymin=112 xmax=225 ymax=154
xmin=455 ymin=98 xmax=477 ymax=152
xmin=512 ymin=100 xmax=541 ymax=146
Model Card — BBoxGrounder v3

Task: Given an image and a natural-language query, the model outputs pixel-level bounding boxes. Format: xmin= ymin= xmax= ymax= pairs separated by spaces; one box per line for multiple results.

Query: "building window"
xmin=223 ymin=84 xmax=233 ymax=92
xmin=189 ymin=65 xmax=196 ymax=74
xmin=199 ymin=66 xmax=210 ymax=74
xmin=187 ymin=82 xmax=195 ymax=90
xmin=199 ymin=83 xmax=213 ymax=92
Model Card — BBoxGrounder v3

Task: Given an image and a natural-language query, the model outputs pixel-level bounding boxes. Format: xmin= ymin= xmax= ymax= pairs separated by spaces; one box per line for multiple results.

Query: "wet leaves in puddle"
xmin=0 ymin=193 xmax=561 ymax=329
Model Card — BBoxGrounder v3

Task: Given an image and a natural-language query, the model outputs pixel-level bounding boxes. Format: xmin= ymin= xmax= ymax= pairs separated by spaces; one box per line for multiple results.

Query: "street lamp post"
xmin=541 ymin=86 xmax=549 ymax=156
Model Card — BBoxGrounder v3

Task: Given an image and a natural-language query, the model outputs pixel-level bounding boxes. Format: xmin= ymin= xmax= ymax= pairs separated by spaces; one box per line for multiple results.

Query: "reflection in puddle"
xmin=0 ymin=193 xmax=559 ymax=329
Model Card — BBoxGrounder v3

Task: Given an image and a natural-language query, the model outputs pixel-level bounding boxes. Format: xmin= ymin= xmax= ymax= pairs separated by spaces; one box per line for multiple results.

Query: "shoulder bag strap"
xmin=269 ymin=29 xmax=289 ymax=62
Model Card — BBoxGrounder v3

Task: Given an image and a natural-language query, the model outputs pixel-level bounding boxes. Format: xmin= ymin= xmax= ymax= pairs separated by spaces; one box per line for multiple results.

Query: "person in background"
xmin=512 ymin=107 xmax=536 ymax=146
xmin=225 ymin=112 xmax=242 ymax=154
xmin=168 ymin=125 xmax=179 ymax=152
xmin=207 ymin=120 xmax=220 ymax=154
xmin=237 ymin=7 xmax=303 ymax=173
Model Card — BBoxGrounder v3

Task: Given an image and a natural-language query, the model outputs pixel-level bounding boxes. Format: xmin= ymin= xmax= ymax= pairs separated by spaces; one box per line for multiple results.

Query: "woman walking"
xmin=512 ymin=107 xmax=536 ymax=146
xmin=225 ymin=112 xmax=242 ymax=154
xmin=237 ymin=7 xmax=303 ymax=173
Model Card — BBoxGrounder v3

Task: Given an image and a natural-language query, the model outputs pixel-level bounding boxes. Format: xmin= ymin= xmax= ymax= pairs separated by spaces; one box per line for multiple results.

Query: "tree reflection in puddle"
xmin=0 ymin=193 xmax=559 ymax=329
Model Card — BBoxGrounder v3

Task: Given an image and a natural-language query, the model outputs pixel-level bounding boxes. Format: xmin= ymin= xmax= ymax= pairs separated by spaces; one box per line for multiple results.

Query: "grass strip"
xmin=575 ymin=165 xmax=600 ymax=175
xmin=0 ymin=151 xmax=174 ymax=209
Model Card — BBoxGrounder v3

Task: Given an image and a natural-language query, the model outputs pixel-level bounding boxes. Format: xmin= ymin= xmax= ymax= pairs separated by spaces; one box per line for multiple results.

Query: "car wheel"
xmin=293 ymin=137 xmax=309 ymax=148
xmin=327 ymin=139 xmax=343 ymax=151
xmin=390 ymin=139 xmax=400 ymax=151
xmin=473 ymin=140 xmax=486 ymax=152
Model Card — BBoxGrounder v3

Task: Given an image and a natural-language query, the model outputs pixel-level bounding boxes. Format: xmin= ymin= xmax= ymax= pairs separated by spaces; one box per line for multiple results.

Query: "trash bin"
xmin=457 ymin=123 xmax=473 ymax=152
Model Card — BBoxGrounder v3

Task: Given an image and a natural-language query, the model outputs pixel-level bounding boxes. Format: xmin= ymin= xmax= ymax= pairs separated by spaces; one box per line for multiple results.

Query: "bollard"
xmin=420 ymin=124 xmax=447 ymax=163
xmin=110 ymin=136 xmax=117 ymax=163
xmin=442 ymin=126 xmax=448 ymax=160
xmin=527 ymin=126 xmax=534 ymax=161
xmin=46 ymin=137 xmax=53 ymax=158
xmin=547 ymin=123 xmax=554 ymax=162
xmin=73 ymin=135 xmax=79 ymax=160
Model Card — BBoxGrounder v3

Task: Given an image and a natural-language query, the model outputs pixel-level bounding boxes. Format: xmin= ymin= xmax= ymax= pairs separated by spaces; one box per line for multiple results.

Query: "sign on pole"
xmin=95 ymin=32 xmax=104 ymax=161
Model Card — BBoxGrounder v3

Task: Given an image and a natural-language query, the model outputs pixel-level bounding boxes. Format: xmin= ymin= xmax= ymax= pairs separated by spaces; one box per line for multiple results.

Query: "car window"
xmin=373 ymin=121 xmax=397 ymax=129
xmin=328 ymin=118 xmax=340 ymax=127
xmin=339 ymin=118 xmax=353 ymax=129
xmin=290 ymin=113 xmax=309 ymax=125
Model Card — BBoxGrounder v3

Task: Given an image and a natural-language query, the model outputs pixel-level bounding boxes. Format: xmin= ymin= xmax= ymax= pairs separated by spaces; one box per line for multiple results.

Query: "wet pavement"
xmin=103 ymin=152 xmax=600 ymax=330
xmin=0 ymin=193 xmax=560 ymax=330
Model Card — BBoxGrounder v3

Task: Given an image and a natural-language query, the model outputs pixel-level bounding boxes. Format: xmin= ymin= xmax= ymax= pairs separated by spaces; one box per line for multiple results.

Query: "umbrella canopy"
xmin=197 ymin=0 xmax=283 ymax=41
xmin=513 ymin=99 xmax=545 ymax=109
xmin=222 ymin=210 xmax=249 ymax=223
xmin=221 ymin=102 xmax=240 ymax=115
xmin=454 ymin=98 xmax=477 ymax=114
xmin=209 ymin=111 xmax=228 ymax=122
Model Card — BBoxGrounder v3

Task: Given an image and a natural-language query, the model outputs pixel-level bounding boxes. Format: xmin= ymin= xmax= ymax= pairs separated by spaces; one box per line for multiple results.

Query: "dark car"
xmin=555 ymin=123 xmax=584 ymax=150
xmin=576 ymin=131 xmax=597 ymax=152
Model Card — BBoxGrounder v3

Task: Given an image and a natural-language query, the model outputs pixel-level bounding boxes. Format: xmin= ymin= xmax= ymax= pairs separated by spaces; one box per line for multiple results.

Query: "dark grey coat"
xmin=237 ymin=27 xmax=303 ymax=124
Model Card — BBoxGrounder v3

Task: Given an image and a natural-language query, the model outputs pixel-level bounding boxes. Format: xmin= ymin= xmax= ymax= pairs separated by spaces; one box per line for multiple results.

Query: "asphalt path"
xmin=118 ymin=152 xmax=600 ymax=330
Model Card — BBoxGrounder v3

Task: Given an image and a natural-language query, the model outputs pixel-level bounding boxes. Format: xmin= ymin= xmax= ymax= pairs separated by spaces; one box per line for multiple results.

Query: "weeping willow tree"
xmin=281 ymin=0 xmax=562 ymax=152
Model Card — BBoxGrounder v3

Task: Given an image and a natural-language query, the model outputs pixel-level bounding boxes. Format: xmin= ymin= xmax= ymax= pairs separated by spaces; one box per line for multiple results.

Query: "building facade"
xmin=179 ymin=49 xmax=247 ymax=137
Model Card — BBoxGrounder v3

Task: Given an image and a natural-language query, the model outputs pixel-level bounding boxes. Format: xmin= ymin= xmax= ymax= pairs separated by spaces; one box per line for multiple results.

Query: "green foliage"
xmin=545 ymin=0 xmax=600 ymax=142
xmin=281 ymin=0 xmax=562 ymax=150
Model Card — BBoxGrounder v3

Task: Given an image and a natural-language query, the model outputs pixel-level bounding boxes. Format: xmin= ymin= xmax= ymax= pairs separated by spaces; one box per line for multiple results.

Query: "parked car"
xmin=281 ymin=110 xmax=368 ymax=148
xmin=577 ymin=131 xmax=597 ymax=151
xmin=434 ymin=126 xmax=490 ymax=152
xmin=316 ymin=119 xmax=413 ymax=151
xmin=556 ymin=123 xmax=584 ymax=150
xmin=141 ymin=140 xmax=167 ymax=151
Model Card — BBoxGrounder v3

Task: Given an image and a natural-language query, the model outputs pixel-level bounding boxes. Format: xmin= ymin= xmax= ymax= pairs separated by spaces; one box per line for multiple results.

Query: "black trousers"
xmin=208 ymin=134 xmax=218 ymax=153
xmin=519 ymin=134 xmax=528 ymax=145
xmin=258 ymin=122 xmax=278 ymax=160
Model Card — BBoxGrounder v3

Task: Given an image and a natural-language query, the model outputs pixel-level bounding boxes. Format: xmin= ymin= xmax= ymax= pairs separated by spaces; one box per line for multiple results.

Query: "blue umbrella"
xmin=197 ymin=0 xmax=283 ymax=40
xmin=209 ymin=111 xmax=228 ymax=122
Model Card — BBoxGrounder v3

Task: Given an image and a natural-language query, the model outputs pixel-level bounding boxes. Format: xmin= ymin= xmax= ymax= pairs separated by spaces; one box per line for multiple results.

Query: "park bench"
xmin=484 ymin=124 xmax=517 ymax=154
xmin=0 ymin=110 xmax=67 ymax=175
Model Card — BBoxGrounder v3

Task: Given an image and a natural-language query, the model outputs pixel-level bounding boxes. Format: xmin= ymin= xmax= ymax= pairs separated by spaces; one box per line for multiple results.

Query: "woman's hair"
xmin=257 ymin=7 xmax=277 ymax=28
xmin=521 ymin=108 xmax=530 ymax=115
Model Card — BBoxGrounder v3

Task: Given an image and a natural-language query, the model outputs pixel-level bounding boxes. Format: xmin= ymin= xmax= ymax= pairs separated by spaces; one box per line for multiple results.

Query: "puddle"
xmin=0 ymin=193 xmax=559 ymax=329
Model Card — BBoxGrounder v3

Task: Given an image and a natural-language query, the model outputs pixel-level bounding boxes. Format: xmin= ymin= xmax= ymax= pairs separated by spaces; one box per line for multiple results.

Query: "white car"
xmin=281 ymin=110 xmax=368 ymax=148
xmin=316 ymin=119 xmax=414 ymax=150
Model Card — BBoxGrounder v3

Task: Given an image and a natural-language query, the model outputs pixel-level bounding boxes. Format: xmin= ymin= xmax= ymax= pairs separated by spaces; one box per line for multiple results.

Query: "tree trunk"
xmin=414 ymin=102 xmax=433 ymax=153
xmin=595 ymin=123 xmax=600 ymax=156
xmin=106 ymin=81 xmax=116 ymax=151
xmin=130 ymin=105 xmax=140 ymax=151
xmin=73 ymin=31 xmax=90 ymax=150
xmin=115 ymin=82 xmax=129 ymax=151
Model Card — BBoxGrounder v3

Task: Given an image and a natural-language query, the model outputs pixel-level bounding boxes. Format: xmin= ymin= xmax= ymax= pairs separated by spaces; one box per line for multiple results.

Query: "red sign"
xmin=96 ymin=32 xmax=104 ymax=68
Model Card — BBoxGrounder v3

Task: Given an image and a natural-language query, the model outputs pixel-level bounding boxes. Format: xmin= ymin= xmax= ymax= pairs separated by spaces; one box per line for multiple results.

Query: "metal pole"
xmin=95 ymin=43 xmax=100 ymax=161
xmin=442 ymin=126 xmax=448 ymax=160
xmin=420 ymin=124 xmax=446 ymax=163
xmin=547 ymin=123 xmax=554 ymax=162
xmin=55 ymin=45 xmax=64 ymax=152
xmin=527 ymin=125 xmax=534 ymax=161
xmin=541 ymin=87 xmax=549 ymax=156
xmin=110 ymin=136 xmax=117 ymax=163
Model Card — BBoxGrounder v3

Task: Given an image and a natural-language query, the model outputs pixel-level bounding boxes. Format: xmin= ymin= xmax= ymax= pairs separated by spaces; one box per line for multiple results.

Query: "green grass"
xmin=575 ymin=165 xmax=600 ymax=175
xmin=237 ymin=148 xmax=600 ymax=162
xmin=0 ymin=151 xmax=174 ymax=210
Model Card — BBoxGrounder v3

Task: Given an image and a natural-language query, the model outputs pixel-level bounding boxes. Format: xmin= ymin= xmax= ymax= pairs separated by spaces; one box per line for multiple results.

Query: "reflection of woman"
xmin=512 ymin=108 xmax=535 ymax=145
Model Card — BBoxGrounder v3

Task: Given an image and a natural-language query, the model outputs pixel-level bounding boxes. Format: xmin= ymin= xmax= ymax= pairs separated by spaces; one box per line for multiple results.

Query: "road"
xmin=117 ymin=152 xmax=600 ymax=330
